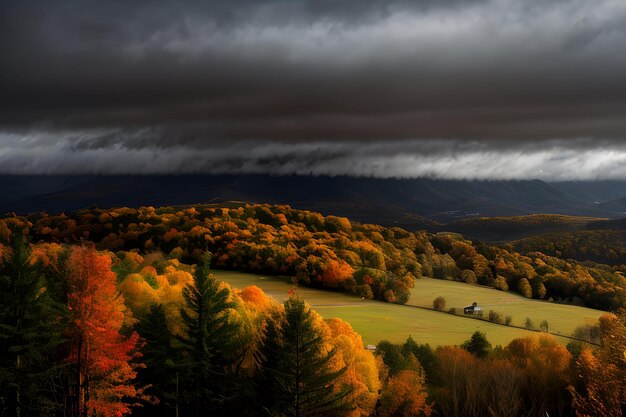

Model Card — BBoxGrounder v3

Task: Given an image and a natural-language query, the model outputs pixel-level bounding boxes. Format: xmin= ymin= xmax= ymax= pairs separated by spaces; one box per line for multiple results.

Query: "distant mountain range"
xmin=2 ymin=175 xmax=626 ymax=229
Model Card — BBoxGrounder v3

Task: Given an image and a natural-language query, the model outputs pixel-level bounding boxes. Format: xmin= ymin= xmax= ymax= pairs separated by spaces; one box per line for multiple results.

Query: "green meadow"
xmin=409 ymin=277 xmax=603 ymax=337
xmin=214 ymin=270 xmax=604 ymax=347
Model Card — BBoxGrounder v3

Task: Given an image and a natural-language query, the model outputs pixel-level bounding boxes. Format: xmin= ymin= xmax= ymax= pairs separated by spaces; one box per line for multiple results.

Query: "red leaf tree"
xmin=65 ymin=245 xmax=144 ymax=417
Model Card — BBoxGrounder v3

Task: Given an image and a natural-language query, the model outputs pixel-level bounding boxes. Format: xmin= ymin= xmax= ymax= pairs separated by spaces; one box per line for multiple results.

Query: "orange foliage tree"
xmin=5 ymin=202 xmax=626 ymax=308
xmin=319 ymin=258 xmax=355 ymax=288
xmin=434 ymin=346 xmax=523 ymax=417
xmin=572 ymin=311 xmax=626 ymax=416
xmin=504 ymin=334 xmax=573 ymax=417
xmin=326 ymin=318 xmax=380 ymax=417
xmin=378 ymin=370 xmax=433 ymax=417
xmin=65 ymin=245 xmax=144 ymax=417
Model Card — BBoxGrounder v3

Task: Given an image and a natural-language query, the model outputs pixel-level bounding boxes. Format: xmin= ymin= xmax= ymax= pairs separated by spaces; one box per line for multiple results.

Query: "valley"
xmin=216 ymin=270 xmax=603 ymax=346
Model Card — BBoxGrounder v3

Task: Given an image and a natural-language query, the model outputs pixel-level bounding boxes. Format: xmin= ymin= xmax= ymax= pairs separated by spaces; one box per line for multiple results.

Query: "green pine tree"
xmin=0 ymin=236 xmax=64 ymax=417
xmin=461 ymin=331 xmax=492 ymax=358
xmin=134 ymin=304 xmax=180 ymax=417
xmin=401 ymin=335 xmax=436 ymax=378
xmin=255 ymin=297 xmax=352 ymax=417
xmin=176 ymin=253 xmax=242 ymax=416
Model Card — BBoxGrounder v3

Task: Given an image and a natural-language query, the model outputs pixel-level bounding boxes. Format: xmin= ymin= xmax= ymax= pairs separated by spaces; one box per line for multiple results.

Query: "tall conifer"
xmin=0 ymin=236 xmax=63 ymax=416
xmin=256 ymin=297 xmax=352 ymax=417
xmin=177 ymin=253 xmax=242 ymax=416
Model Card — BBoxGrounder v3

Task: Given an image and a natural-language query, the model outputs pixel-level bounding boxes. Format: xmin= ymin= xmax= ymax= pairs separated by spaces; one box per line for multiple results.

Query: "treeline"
xmin=2 ymin=239 xmax=626 ymax=416
xmin=0 ymin=239 xmax=143 ymax=416
xmin=443 ymin=214 xmax=600 ymax=241
xmin=513 ymin=229 xmax=626 ymax=265
xmin=377 ymin=311 xmax=626 ymax=417
xmin=0 ymin=239 xmax=386 ymax=416
xmin=1 ymin=204 xmax=625 ymax=309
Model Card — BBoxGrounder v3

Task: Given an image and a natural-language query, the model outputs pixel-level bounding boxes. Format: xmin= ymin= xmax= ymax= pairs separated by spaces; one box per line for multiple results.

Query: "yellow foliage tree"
xmin=378 ymin=370 xmax=433 ymax=417
xmin=326 ymin=318 xmax=380 ymax=417
xmin=572 ymin=311 xmax=626 ymax=416
xmin=119 ymin=273 xmax=157 ymax=317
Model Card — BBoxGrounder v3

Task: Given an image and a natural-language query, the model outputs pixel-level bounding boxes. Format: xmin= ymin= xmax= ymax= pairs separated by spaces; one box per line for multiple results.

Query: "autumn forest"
xmin=0 ymin=204 xmax=624 ymax=416
xmin=4 ymin=0 xmax=626 ymax=413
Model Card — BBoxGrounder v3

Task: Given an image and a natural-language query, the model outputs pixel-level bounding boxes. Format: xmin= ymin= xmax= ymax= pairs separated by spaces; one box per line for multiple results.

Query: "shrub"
xmin=358 ymin=284 xmax=374 ymax=300
xmin=505 ymin=315 xmax=513 ymax=326
xmin=494 ymin=275 xmax=509 ymax=291
xmin=488 ymin=310 xmax=504 ymax=324
xmin=572 ymin=323 xmax=601 ymax=344
xmin=460 ymin=269 xmax=477 ymax=285
xmin=517 ymin=278 xmax=533 ymax=298
xmin=384 ymin=289 xmax=397 ymax=303
xmin=523 ymin=317 xmax=534 ymax=330
xmin=531 ymin=277 xmax=547 ymax=299
xmin=448 ymin=307 xmax=456 ymax=315
xmin=433 ymin=296 xmax=446 ymax=311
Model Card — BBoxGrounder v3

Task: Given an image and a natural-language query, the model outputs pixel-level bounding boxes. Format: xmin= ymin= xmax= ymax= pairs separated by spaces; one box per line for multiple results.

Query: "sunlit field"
xmin=409 ymin=277 xmax=604 ymax=337
xmin=214 ymin=270 xmax=602 ymax=346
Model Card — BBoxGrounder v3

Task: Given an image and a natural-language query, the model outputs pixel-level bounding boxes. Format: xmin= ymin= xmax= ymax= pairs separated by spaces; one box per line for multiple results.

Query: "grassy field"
xmin=409 ymin=277 xmax=603 ymax=337
xmin=214 ymin=270 xmax=604 ymax=347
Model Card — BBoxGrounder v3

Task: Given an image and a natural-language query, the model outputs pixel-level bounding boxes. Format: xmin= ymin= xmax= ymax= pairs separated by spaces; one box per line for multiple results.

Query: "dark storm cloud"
xmin=1 ymin=0 xmax=626 ymax=177
xmin=3 ymin=131 xmax=626 ymax=180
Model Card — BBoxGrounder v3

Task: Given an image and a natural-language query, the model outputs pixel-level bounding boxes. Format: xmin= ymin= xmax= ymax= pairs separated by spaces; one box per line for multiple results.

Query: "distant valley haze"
xmin=3 ymin=175 xmax=626 ymax=232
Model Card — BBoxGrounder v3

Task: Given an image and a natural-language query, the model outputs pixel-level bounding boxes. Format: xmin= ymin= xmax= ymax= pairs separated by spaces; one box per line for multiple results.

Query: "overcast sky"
xmin=1 ymin=0 xmax=625 ymax=179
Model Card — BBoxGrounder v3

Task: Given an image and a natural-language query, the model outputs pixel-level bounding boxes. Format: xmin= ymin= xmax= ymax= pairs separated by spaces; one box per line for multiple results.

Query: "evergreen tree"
xmin=177 ymin=253 xmax=242 ymax=416
xmin=461 ymin=331 xmax=492 ymax=358
xmin=134 ymin=304 xmax=180 ymax=417
xmin=0 ymin=236 xmax=64 ymax=416
xmin=376 ymin=340 xmax=409 ymax=376
xmin=401 ymin=336 xmax=437 ymax=379
xmin=255 ymin=297 xmax=352 ymax=417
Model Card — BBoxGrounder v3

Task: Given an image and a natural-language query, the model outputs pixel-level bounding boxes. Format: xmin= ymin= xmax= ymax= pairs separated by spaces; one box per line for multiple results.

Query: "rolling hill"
xmin=2 ymin=175 xmax=626 ymax=227
xmin=216 ymin=270 xmax=603 ymax=346
xmin=442 ymin=214 xmax=607 ymax=241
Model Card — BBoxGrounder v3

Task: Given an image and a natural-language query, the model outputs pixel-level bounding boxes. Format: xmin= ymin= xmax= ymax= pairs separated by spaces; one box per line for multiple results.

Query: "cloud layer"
xmin=1 ymin=0 xmax=625 ymax=177
xmin=2 ymin=131 xmax=626 ymax=180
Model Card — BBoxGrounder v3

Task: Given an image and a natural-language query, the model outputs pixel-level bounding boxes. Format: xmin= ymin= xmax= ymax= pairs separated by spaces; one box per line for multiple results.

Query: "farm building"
xmin=463 ymin=302 xmax=483 ymax=316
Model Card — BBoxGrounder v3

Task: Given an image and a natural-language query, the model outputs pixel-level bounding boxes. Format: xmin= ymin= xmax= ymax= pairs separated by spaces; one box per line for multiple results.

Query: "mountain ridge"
xmin=2 ymin=175 xmax=626 ymax=228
